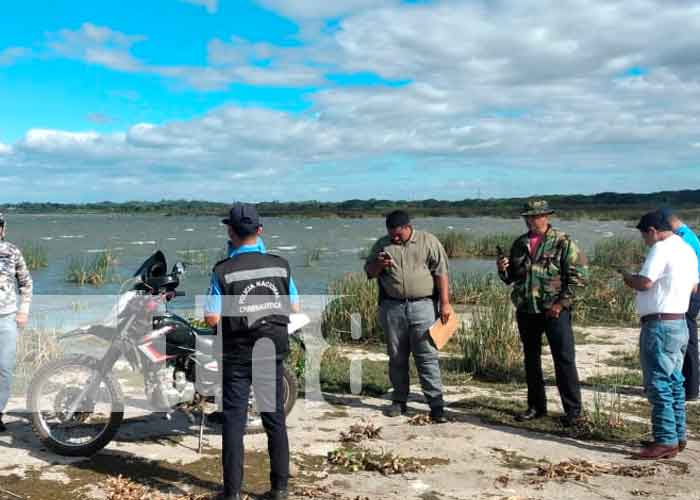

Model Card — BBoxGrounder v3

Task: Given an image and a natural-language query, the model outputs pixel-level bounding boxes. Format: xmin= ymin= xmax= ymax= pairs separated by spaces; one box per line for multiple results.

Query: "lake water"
xmin=5 ymin=214 xmax=638 ymax=329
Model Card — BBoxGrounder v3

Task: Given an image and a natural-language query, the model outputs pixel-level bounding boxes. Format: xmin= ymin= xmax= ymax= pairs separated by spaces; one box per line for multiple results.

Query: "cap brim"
xmin=221 ymin=218 xmax=231 ymax=225
xmin=520 ymin=210 xmax=555 ymax=216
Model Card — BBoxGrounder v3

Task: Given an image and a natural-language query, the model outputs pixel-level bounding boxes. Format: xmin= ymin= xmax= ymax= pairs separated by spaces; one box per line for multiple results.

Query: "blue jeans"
xmin=640 ymin=319 xmax=689 ymax=445
xmin=379 ymin=299 xmax=444 ymax=408
xmin=0 ymin=314 xmax=18 ymax=413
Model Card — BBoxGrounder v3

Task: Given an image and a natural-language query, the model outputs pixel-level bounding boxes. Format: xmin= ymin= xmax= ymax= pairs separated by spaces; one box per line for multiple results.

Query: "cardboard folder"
xmin=428 ymin=313 xmax=460 ymax=350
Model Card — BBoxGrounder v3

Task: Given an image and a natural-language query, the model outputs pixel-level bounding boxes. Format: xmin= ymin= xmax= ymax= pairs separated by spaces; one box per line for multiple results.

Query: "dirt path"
xmin=1 ymin=325 xmax=698 ymax=500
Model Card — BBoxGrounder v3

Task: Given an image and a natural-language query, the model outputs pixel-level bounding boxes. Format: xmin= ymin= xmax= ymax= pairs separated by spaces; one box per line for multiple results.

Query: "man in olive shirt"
xmin=365 ymin=210 xmax=453 ymax=422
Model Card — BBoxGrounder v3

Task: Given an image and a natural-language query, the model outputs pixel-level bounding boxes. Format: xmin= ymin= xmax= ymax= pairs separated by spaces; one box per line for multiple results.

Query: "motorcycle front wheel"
xmin=27 ymin=355 xmax=125 ymax=456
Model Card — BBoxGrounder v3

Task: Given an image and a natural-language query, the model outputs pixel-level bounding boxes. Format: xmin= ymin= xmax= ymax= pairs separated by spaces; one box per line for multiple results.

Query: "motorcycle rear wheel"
xmin=247 ymin=366 xmax=298 ymax=432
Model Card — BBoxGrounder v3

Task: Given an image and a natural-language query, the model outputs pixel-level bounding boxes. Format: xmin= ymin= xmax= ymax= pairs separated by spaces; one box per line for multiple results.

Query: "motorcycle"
xmin=27 ymin=250 xmax=307 ymax=457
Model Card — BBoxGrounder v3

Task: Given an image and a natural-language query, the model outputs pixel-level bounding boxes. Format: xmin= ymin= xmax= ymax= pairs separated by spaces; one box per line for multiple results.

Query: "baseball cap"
xmin=636 ymin=210 xmax=672 ymax=232
xmin=222 ymin=203 xmax=261 ymax=233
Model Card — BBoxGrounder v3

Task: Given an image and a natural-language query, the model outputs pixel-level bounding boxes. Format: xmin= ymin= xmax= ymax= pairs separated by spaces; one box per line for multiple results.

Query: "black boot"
xmin=262 ymin=489 xmax=288 ymax=500
xmin=430 ymin=406 xmax=447 ymax=424
xmin=384 ymin=402 xmax=407 ymax=417
xmin=515 ymin=408 xmax=547 ymax=422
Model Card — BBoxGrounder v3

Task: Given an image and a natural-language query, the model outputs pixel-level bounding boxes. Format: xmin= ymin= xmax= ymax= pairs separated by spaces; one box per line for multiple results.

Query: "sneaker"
xmin=384 ymin=402 xmax=407 ymax=417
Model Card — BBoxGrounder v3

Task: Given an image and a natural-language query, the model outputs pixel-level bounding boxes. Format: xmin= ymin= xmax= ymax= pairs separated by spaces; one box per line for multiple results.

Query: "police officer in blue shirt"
xmin=205 ymin=203 xmax=297 ymax=500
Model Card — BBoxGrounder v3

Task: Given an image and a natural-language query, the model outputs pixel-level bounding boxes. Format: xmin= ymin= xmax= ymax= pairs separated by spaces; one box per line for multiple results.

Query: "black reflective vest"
xmin=213 ymin=252 xmax=291 ymax=360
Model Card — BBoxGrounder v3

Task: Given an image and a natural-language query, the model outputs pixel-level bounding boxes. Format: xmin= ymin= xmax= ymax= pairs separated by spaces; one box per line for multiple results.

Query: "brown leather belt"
xmin=641 ymin=313 xmax=685 ymax=324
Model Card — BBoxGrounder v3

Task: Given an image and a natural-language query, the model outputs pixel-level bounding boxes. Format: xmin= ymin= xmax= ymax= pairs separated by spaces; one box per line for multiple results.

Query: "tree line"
xmin=3 ymin=189 xmax=700 ymax=220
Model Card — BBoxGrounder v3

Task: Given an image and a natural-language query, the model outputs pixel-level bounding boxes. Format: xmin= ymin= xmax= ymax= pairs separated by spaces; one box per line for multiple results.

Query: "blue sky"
xmin=1 ymin=0 xmax=699 ymax=202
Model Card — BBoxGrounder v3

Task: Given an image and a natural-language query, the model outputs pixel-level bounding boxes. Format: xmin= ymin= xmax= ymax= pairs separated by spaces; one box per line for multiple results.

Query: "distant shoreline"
xmin=3 ymin=188 xmax=700 ymax=221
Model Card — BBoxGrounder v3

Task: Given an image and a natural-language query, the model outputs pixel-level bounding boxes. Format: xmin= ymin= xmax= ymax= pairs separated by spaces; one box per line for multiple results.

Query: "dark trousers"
xmin=516 ymin=309 xmax=582 ymax=417
xmin=683 ymin=291 xmax=700 ymax=400
xmin=222 ymin=359 xmax=289 ymax=496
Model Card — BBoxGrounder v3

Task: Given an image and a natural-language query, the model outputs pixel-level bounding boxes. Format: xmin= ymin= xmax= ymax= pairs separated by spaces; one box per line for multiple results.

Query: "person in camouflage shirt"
xmin=0 ymin=213 xmax=33 ymax=431
xmin=497 ymin=200 xmax=588 ymax=427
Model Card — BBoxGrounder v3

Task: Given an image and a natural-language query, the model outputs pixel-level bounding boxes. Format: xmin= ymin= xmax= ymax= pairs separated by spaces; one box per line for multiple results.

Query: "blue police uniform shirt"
xmin=676 ymin=224 xmax=700 ymax=278
xmin=205 ymin=237 xmax=299 ymax=314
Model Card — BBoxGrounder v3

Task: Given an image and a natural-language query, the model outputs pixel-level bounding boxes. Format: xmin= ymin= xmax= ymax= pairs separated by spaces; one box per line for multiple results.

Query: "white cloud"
xmin=0 ymin=46 xmax=30 ymax=66
xmin=49 ymin=23 xmax=145 ymax=73
xmin=47 ymin=25 xmax=326 ymax=89
xmin=0 ymin=143 xmax=12 ymax=155
xmin=9 ymin=0 xmax=700 ymax=200
xmin=256 ymin=0 xmax=396 ymax=19
xmin=180 ymin=0 xmax=219 ymax=14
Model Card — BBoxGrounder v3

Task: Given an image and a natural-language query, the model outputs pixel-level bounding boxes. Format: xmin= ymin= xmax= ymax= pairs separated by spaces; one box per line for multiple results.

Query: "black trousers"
xmin=683 ymin=291 xmax=700 ymax=400
xmin=222 ymin=358 xmax=289 ymax=496
xmin=516 ymin=309 xmax=582 ymax=417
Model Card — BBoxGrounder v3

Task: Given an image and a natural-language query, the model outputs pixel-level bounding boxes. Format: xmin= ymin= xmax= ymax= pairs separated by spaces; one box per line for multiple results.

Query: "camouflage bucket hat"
xmin=520 ymin=200 xmax=555 ymax=217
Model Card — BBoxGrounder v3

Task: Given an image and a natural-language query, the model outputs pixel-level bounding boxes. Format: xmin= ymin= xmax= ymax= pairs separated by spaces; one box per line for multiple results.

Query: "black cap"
xmin=222 ymin=203 xmax=261 ymax=233
xmin=385 ymin=210 xmax=411 ymax=229
xmin=636 ymin=210 xmax=672 ymax=232
xmin=658 ymin=207 xmax=675 ymax=223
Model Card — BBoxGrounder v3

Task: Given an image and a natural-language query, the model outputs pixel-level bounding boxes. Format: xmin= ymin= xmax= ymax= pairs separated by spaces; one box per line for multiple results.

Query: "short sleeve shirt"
xmin=636 ymin=234 xmax=699 ymax=316
xmin=365 ymin=229 xmax=448 ymax=300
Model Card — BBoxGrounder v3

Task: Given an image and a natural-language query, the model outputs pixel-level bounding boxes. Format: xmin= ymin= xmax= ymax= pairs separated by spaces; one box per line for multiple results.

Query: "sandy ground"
xmin=1 ymin=325 xmax=698 ymax=500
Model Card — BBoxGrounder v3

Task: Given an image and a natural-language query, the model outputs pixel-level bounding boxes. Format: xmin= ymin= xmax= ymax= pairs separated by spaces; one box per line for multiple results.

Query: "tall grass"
xmin=20 ymin=242 xmax=49 ymax=271
xmin=66 ymin=250 xmax=118 ymax=286
xmin=450 ymin=269 xmax=637 ymax=327
xmin=436 ymin=232 xmax=519 ymax=258
xmin=321 ymin=273 xmax=381 ymax=343
xmin=450 ymin=273 xmax=504 ymax=305
xmin=13 ymin=328 xmax=62 ymax=394
xmin=592 ymin=237 xmax=647 ymax=269
xmin=456 ymin=298 xmax=524 ymax=382
xmin=573 ymin=266 xmax=638 ymax=326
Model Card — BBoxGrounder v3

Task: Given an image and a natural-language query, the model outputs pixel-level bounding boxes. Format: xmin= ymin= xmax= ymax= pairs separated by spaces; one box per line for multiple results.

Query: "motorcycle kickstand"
xmin=197 ymin=411 xmax=207 ymax=454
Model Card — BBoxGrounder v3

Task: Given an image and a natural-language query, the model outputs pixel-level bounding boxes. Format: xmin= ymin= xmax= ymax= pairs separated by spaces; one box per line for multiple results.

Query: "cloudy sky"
xmin=1 ymin=0 xmax=699 ymax=202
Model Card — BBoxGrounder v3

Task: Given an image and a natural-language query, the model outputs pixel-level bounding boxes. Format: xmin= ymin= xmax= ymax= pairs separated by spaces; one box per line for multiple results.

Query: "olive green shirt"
xmin=364 ymin=229 xmax=449 ymax=300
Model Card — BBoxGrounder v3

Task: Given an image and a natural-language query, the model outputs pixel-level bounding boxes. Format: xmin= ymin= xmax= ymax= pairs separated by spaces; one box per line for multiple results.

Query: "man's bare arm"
xmin=621 ymin=272 xmax=653 ymax=292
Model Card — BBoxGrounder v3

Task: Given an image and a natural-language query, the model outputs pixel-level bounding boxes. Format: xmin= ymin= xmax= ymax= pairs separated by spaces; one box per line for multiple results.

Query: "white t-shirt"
xmin=635 ymin=234 xmax=699 ymax=316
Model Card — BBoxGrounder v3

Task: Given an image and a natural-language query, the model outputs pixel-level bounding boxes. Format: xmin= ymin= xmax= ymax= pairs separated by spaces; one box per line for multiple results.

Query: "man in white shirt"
xmin=621 ymin=210 xmax=698 ymax=460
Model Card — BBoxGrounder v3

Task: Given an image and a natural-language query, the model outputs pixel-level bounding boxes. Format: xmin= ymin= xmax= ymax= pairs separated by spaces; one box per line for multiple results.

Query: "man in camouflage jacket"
xmin=0 ymin=213 xmax=33 ymax=431
xmin=497 ymin=200 xmax=588 ymax=426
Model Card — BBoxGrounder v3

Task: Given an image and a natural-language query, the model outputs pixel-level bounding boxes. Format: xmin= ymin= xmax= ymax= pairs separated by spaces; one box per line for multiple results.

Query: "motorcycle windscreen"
xmin=133 ymin=250 xmax=168 ymax=279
